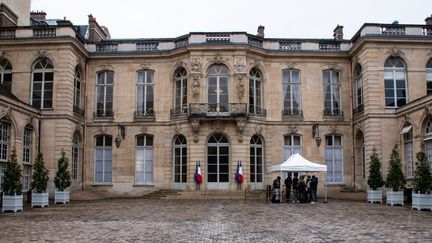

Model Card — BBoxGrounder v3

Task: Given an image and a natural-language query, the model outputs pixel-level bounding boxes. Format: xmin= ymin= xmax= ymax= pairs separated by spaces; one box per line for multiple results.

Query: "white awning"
xmin=400 ymin=125 xmax=412 ymax=135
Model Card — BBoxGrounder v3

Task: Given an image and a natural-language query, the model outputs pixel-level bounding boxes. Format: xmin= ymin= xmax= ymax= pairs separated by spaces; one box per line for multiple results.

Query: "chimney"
xmin=333 ymin=25 xmax=343 ymax=41
xmin=30 ymin=11 xmax=47 ymax=20
xmin=426 ymin=15 xmax=432 ymax=25
xmin=257 ymin=25 xmax=265 ymax=38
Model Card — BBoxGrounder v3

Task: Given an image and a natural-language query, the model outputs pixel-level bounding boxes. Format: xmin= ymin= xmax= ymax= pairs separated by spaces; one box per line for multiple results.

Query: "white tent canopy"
xmin=269 ymin=153 xmax=327 ymax=172
xmin=269 ymin=153 xmax=328 ymax=202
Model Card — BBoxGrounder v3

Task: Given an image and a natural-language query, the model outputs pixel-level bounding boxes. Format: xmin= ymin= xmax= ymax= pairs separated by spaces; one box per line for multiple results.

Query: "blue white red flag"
xmin=194 ymin=162 xmax=202 ymax=184
xmin=235 ymin=162 xmax=243 ymax=184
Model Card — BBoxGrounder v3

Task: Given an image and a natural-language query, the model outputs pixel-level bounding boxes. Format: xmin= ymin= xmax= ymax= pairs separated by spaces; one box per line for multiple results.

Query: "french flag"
xmin=235 ymin=161 xmax=243 ymax=184
xmin=194 ymin=161 xmax=202 ymax=184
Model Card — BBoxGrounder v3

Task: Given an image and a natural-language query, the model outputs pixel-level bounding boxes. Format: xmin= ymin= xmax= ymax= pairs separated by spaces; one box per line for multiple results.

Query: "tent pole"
xmin=324 ymin=171 xmax=328 ymax=203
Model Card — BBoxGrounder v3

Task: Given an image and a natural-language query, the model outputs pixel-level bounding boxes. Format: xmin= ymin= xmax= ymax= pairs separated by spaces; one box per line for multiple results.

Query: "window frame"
xmin=72 ymin=133 xmax=80 ymax=181
xmin=0 ymin=58 xmax=12 ymax=91
xmin=135 ymin=134 xmax=154 ymax=185
xmin=173 ymin=135 xmax=187 ymax=185
xmin=207 ymin=65 xmax=230 ymax=113
xmin=325 ymin=134 xmax=344 ymax=183
xmin=282 ymin=69 xmax=302 ymax=115
xmin=384 ymin=57 xmax=407 ymax=108
xmin=23 ymin=125 xmax=32 ymax=164
xmin=94 ymin=135 xmax=112 ymax=184
xmin=323 ymin=69 xmax=341 ymax=116
xmin=74 ymin=67 xmax=82 ymax=109
xmin=426 ymin=58 xmax=432 ymax=95
xmin=250 ymin=135 xmax=264 ymax=184
xmin=283 ymin=134 xmax=302 ymax=160
xmin=0 ymin=120 xmax=10 ymax=162
xmin=249 ymin=68 xmax=263 ymax=115
xmin=136 ymin=69 xmax=155 ymax=116
xmin=173 ymin=68 xmax=188 ymax=116
xmin=31 ymin=58 xmax=54 ymax=109
xmin=354 ymin=65 xmax=363 ymax=110
xmin=95 ymin=71 xmax=114 ymax=118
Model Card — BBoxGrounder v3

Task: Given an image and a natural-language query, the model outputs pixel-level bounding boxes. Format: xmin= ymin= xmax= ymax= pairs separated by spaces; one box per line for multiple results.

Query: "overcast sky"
xmin=31 ymin=0 xmax=430 ymax=39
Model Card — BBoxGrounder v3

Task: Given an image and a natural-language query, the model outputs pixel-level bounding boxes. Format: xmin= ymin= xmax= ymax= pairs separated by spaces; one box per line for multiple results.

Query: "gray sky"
xmin=31 ymin=0 xmax=431 ymax=39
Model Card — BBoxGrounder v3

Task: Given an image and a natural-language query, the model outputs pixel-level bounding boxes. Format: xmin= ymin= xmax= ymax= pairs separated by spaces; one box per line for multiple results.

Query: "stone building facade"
xmin=0 ymin=0 xmax=432 ymax=197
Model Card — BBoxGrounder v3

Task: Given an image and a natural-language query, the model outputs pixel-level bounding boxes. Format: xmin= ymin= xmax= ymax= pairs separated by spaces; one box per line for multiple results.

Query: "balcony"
xmin=93 ymin=110 xmax=114 ymax=120
xmin=136 ymin=42 xmax=159 ymax=51
xmin=73 ymin=106 xmax=85 ymax=117
xmin=0 ymin=28 xmax=15 ymax=39
xmin=134 ymin=109 xmax=155 ymax=120
xmin=353 ymin=104 xmax=364 ymax=115
xmin=323 ymin=108 xmax=344 ymax=119
xmin=282 ymin=108 xmax=303 ymax=120
xmin=279 ymin=42 xmax=302 ymax=50
xmin=188 ymin=103 xmax=247 ymax=118
xmin=96 ymin=43 xmax=118 ymax=52
xmin=206 ymin=34 xmax=230 ymax=43
xmin=249 ymin=105 xmax=266 ymax=117
xmin=33 ymin=27 xmax=57 ymax=38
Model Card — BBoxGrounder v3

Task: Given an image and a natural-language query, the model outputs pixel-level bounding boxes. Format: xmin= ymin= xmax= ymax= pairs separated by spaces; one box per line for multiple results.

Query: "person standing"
xmin=273 ymin=176 xmax=281 ymax=203
xmin=310 ymin=175 xmax=318 ymax=204
xmin=292 ymin=174 xmax=299 ymax=203
xmin=306 ymin=175 xmax=311 ymax=203
xmin=284 ymin=174 xmax=292 ymax=203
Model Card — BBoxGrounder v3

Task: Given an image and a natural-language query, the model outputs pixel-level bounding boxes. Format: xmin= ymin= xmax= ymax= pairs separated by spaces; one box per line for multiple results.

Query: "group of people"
xmin=272 ymin=174 xmax=318 ymax=204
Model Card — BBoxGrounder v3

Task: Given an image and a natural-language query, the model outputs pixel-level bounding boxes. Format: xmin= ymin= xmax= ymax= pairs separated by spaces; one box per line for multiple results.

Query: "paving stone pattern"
xmin=0 ymin=199 xmax=431 ymax=242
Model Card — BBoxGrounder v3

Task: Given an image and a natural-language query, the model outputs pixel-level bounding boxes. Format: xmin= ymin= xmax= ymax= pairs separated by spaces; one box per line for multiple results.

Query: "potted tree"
xmin=54 ymin=150 xmax=71 ymax=204
xmin=412 ymin=144 xmax=432 ymax=210
xmin=2 ymin=149 xmax=23 ymax=212
xmin=31 ymin=153 xmax=49 ymax=208
xmin=385 ymin=145 xmax=405 ymax=206
xmin=367 ymin=148 xmax=384 ymax=203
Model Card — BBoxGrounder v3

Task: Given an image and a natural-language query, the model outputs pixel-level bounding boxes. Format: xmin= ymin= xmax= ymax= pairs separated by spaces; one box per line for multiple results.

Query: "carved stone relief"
xmin=140 ymin=63 xmax=152 ymax=70
xmin=234 ymin=58 xmax=246 ymax=74
xmin=287 ymin=125 xmax=297 ymax=134
xmin=175 ymin=123 xmax=182 ymax=135
xmin=236 ymin=118 xmax=247 ymax=143
xmin=255 ymin=125 xmax=263 ymax=135
xmin=190 ymin=58 xmax=202 ymax=73
xmin=190 ymin=120 xmax=200 ymax=143
xmin=235 ymin=74 xmax=246 ymax=102
xmin=191 ymin=74 xmax=201 ymax=102
xmin=387 ymin=47 xmax=404 ymax=57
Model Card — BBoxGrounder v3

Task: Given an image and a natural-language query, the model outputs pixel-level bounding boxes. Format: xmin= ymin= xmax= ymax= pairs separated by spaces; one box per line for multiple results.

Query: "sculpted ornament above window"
xmin=234 ymin=59 xmax=246 ymax=74
xmin=190 ymin=58 xmax=202 ymax=73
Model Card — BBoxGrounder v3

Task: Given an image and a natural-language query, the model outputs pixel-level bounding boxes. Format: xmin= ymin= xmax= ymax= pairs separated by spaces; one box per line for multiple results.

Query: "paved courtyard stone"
xmin=0 ymin=198 xmax=431 ymax=242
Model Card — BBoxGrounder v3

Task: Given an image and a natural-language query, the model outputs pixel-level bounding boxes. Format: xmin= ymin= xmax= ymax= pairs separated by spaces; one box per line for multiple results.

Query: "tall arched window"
xmin=325 ymin=134 xmax=343 ymax=183
xmin=136 ymin=69 xmax=155 ymax=117
xmin=384 ymin=57 xmax=407 ymax=107
xmin=284 ymin=134 xmax=301 ymax=160
xmin=207 ymin=133 xmax=229 ymax=189
xmin=173 ymin=68 xmax=188 ymax=115
xmin=207 ymin=65 xmax=229 ymax=113
xmin=72 ymin=133 xmax=80 ymax=182
xmin=0 ymin=58 xmax=12 ymax=91
xmin=94 ymin=135 xmax=112 ymax=183
xmin=73 ymin=67 xmax=82 ymax=112
xmin=22 ymin=125 xmax=33 ymax=192
xmin=250 ymin=135 xmax=264 ymax=189
xmin=354 ymin=65 xmax=363 ymax=112
xmin=424 ymin=118 xmax=432 ymax=172
xmin=283 ymin=69 xmax=301 ymax=115
xmin=249 ymin=68 xmax=263 ymax=115
xmin=401 ymin=123 xmax=413 ymax=178
xmin=0 ymin=120 xmax=10 ymax=191
xmin=96 ymin=71 xmax=114 ymax=117
xmin=32 ymin=58 xmax=54 ymax=109
xmin=135 ymin=134 xmax=153 ymax=184
xmin=323 ymin=69 xmax=341 ymax=116
xmin=426 ymin=58 xmax=432 ymax=95
xmin=173 ymin=135 xmax=187 ymax=189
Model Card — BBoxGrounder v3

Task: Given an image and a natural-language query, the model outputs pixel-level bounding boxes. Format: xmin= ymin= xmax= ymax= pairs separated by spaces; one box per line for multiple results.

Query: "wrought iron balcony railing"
xmin=323 ymin=108 xmax=344 ymax=118
xmin=282 ymin=108 xmax=303 ymax=116
xmin=171 ymin=107 xmax=189 ymax=117
xmin=353 ymin=104 xmax=364 ymax=115
xmin=188 ymin=103 xmax=247 ymax=118
xmin=93 ymin=110 xmax=114 ymax=119
xmin=73 ymin=106 xmax=85 ymax=117
xmin=249 ymin=105 xmax=266 ymax=117
xmin=134 ymin=109 xmax=155 ymax=120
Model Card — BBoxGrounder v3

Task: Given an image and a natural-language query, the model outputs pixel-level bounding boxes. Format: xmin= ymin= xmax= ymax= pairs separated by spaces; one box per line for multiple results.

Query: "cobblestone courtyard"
xmin=0 ymin=198 xmax=431 ymax=242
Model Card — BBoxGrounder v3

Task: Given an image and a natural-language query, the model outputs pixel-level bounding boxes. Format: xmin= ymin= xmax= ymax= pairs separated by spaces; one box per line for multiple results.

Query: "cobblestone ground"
xmin=0 ymin=199 xmax=431 ymax=242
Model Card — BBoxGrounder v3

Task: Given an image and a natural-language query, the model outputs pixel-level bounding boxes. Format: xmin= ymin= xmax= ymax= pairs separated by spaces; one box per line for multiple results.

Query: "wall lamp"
xmin=312 ymin=123 xmax=322 ymax=147
xmin=115 ymin=124 xmax=126 ymax=148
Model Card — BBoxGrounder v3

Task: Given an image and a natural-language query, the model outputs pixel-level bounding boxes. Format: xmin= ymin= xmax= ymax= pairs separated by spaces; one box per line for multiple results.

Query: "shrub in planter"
xmin=412 ymin=144 xmax=432 ymax=210
xmin=54 ymin=150 xmax=71 ymax=204
xmin=2 ymin=149 xmax=23 ymax=213
xmin=31 ymin=153 xmax=49 ymax=208
xmin=367 ymin=148 xmax=384 ymax=203
xmin=385 ymin=145 xmax=405 ymax=206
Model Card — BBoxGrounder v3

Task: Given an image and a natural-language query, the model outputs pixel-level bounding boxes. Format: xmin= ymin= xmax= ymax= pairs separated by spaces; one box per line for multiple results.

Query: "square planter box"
xmin=55 ymin=190 xmax=70 ymax=204
xmin=386 ymin=190 xmax=404 ymax=206
xmin=2 ymin=194 xmax=23 ymax=213
xmin=367 ymin=189 xmax=382 ymax=203
xmin=31 ymin=192 xmax=49 ymax=208
xmin=412 ymin=192 xmax=432 ymax=210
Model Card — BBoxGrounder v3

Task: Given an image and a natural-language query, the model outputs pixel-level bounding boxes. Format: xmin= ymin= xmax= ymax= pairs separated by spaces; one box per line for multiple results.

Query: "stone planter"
xmin=367 ymin=189 xmax=382 ymax=203
xmin=2 ymin=194 xmax=23 ymax=213
xmin=55 ymin=190 xmax=70 ymax=204
xmin=386 ymin=190 xmax=404 ymax=206
xmin=412 ymin=192 xmax=432 ymax=210
xmin=31 ymin=192 xmax=49 ymax=208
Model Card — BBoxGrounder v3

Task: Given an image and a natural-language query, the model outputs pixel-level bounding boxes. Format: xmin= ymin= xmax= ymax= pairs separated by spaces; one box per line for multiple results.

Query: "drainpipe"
xmin=350 ymin=60 xmax=356 ymax=191
xmin=82 ymin=60 xmax=88 ymax=191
